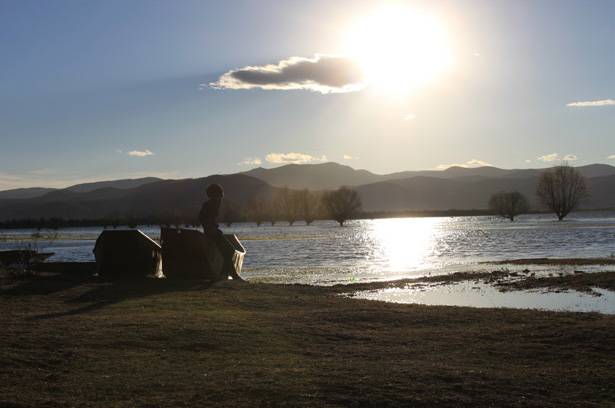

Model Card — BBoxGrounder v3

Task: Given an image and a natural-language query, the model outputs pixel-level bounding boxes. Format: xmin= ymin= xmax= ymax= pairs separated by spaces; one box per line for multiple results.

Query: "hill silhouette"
xmin=0 ymin=174 xmax=271 ymax=221
xmin=0 ymin=177 xmax=161 ymax=200
xmin=244 ymin=162 xmax=615 ymax=189
xmin=1 ymin=163 xmax=615 ymax=221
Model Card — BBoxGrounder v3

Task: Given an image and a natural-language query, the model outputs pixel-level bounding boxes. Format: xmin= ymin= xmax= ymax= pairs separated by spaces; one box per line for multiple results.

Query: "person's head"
xmin=206 ymin=183 xmax=224 ymax=200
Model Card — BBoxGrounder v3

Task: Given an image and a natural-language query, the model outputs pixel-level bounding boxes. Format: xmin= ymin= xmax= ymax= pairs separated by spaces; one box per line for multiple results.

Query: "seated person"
xmin=199 ymin=183 xmax=243 ymax=281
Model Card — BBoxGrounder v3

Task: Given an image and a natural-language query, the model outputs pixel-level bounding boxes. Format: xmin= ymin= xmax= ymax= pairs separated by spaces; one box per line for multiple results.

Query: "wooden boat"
xmin=160 ymin=228 xmax=245 ymax=280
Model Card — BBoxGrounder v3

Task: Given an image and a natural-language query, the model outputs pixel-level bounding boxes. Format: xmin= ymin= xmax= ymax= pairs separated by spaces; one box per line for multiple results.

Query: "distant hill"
xmin=356 ymin=173 xmax=615 ymax=212
xmin=244 ymin=162 xmax=615 ymax=190
xmin=0 ymin=177 xmax=162 ymax=200
xmin=0 ymin=174 xmax=271 ymax=221
xmin=0 ymin=187 xmax=56 ymax=200
xmin=356 ymin=176 xmax=539 ymax=211
xmin=243 ymin=162 xmax=382 ymax=189
xmin=65 ymin=177 xmax=162 ymax=193
xmin=2 ymin=163 xmax=615 ymax=222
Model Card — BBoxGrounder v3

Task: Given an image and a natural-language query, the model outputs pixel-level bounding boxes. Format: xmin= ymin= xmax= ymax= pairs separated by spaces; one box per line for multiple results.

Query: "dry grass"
xmin=1 ymin=272 xmax=615 ymax=407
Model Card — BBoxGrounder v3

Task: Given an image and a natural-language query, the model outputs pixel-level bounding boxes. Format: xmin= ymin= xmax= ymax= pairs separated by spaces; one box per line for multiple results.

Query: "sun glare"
xmin=344 ymin=6 xmax=453 ymax=95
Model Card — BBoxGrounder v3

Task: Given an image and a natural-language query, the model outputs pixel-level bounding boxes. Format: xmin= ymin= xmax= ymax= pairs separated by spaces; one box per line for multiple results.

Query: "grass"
xmin=1 ymin=271 xmax=615 ymax=407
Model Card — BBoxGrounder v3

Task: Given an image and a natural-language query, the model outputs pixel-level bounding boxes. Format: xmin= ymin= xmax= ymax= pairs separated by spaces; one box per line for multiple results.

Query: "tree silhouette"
xmin=322 ymin=187 xmax=362 ymax=226
xmin=489 ymin=191 xmax=529 ymax=221
xmin=298 ymin=189 xmax=320 ymax=225
xmin=536 ymin=164 xmax=588 ymax=221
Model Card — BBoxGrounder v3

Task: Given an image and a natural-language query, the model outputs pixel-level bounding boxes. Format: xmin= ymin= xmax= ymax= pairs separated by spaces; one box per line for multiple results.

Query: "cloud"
xmin=538 ymin=153 xmax=559 ymax=162
xmin=436 ymin=159 xmax=492 ymax=170
xmin=210 ymin=55 xmax=366 ymax=94
xmin=127 ymin=149 xmax=154 ymax=157
xmin=537 ymin=153 xmax=577 ymax=162
xmin=265 ymin=152 xmax=327 ymax=165
xmin=567 ymin=99 xmax=615 ymax=107
xmin=343 ymin=154 xmax=359 ymax=161
xmin=608 ymin=155 xmax=615 ymax=160
xmin=403 ymin=113 xmax=416 ymax=121
xmin=238 ymin=157 xmax=262 ymax=166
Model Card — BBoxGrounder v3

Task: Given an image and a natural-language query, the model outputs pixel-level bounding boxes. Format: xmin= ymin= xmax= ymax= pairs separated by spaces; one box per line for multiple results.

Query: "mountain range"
xmin=1 ymin=162 xmax=614 ymax=221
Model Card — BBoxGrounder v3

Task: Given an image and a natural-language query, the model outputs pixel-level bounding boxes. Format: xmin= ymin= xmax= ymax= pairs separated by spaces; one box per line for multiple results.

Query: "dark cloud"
xmin=209 ymin=55 xmax=366 ymax=93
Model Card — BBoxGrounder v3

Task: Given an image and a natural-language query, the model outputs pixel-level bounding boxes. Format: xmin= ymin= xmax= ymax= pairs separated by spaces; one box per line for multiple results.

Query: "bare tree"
xmin=276 ymin=187 xmax=301 ymax=225
xmin=536 ymin=164 xmax=588 ymax=221
xmin=322 ymin=187 xmax=362 ymax=226
xmin=489 ymin=191 xmax=529 ymax=221
xmin=247 ymin=195 xmax=270 ymax=226
xmin=221 ymin=201 xmax=240 ymax=227
xmin=298 ymin=189 xmax=320 ymax=225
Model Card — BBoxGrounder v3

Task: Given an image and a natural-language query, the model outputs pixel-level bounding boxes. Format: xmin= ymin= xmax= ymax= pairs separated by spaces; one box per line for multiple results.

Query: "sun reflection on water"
xmin=365 ymin=217 xmax=444 ymax=277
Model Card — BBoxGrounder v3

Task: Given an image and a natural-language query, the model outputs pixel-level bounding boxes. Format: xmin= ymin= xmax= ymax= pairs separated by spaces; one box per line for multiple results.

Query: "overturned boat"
xmin=160 ymin=228 xmax=245 ymax=280
xmin=93 ymin=230 xmax=162 ymax=280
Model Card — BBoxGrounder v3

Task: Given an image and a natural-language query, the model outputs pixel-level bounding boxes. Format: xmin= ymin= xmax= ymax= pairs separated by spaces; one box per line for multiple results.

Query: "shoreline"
xmin=2 ymin=208 xmax=615 ymax=230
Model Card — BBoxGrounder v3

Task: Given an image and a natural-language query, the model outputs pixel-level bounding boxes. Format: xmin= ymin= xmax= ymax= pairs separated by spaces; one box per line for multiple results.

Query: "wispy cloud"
xmin=127 ymin=149 xmax=154 ymax=157
xmin=403 ymin=113 xmax=416 ymax=121
xmin=343 ymin=154 xmax=359 ymax=161
xmin=238 ymin=157 xmax=262 ymax=166
xmin=210 ymin=55 xmax=365 ymax=94
xmin=567 ymin=99 xmax=615 ymax=107
xmin=608 ymin=155 xmax=615 ymax=160
xmin=537 ymin=153 xmax=577 ymax=162
xmin=265 ymin=152 xmax=327 ymax=165
xmin=436 ymin=159 xmax=492 ymax=170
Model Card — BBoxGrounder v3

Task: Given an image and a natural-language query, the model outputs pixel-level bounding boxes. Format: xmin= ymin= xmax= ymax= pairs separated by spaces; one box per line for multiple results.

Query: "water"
xmin=2 ymin=212 xmax=615 ymax=285
xmin=351 ymin=282 xmax=615 ymax=314
xmin=3 ymin=212 xmax=615 ymax=313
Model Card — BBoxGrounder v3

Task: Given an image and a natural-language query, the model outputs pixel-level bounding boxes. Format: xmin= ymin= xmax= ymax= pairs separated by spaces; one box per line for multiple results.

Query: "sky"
xmin=0 ymin=0 xmax=614 ymax=190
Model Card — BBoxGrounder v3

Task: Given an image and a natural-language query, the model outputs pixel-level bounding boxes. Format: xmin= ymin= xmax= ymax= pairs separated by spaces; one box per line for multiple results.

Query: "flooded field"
xmin=2 ymin=212 xmax=615 ymax=313
xmin=2 ymin=212 xmax=615 ymax=285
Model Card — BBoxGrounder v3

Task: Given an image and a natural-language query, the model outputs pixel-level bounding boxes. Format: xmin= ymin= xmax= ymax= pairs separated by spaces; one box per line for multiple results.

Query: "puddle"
xmin=350 ymin=281 xmax=615 ymax=314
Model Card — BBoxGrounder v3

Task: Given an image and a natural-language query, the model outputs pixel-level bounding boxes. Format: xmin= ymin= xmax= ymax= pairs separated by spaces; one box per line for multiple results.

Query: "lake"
xmin=2 ymin=211 xmax=615 ymax=285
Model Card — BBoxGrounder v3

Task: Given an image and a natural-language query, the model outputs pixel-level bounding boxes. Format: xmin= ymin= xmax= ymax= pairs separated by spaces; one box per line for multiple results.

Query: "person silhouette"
xmin=200 ymin=183 xmax=224 ymax=236
xmin=199 ymin=184 xmax=243 ymax=281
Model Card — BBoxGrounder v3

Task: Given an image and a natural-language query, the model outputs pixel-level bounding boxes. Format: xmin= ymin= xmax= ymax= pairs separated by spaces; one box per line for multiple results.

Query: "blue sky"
xmin=0 ymin=0 xmax=614 ymax=189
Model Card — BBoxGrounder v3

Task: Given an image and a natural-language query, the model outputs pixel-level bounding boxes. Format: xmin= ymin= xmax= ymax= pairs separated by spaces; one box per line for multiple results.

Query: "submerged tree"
xmin=322 ymin=187 xmax=362 ymax=226
xmin=489 ymin=191 xmax=529 ymax=221
xmin=276 ymin=187 xmax=301 ymax=225
xmin=220 ymin=201 xmax=241 ymax=227
xmin=298 ymin=189 xmax=320 ymax=225
xmin=246 ymin=194 xmax=272 ymax=226
xmin=536 ymin=164 xmax=588 ymax=221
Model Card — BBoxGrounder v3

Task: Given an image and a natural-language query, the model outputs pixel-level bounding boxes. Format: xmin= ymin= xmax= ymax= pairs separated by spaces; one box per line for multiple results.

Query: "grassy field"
xmin=1 ymin=271 xmax=615 ymax=407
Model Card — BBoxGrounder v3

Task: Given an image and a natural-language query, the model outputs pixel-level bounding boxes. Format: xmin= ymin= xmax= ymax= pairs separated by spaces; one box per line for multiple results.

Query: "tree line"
xmin=229 ymin=186 xmax=362 ymax=227
xmin=0 ymin=186 xmax=364 ymax=229
xmin=0 ymin=164 xmax=592 ymax=229
xmin=489 ymin=163 xmax=589 ymax=221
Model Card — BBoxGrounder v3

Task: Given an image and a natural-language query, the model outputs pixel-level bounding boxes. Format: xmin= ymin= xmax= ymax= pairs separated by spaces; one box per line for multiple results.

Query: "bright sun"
xmin=344 ymin=6 xmax=453 ymax=94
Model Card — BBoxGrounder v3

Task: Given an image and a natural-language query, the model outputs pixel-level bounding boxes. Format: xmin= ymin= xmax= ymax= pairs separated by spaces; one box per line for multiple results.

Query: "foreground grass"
xmin=1 ymin=273 xmax=615 ymax=407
